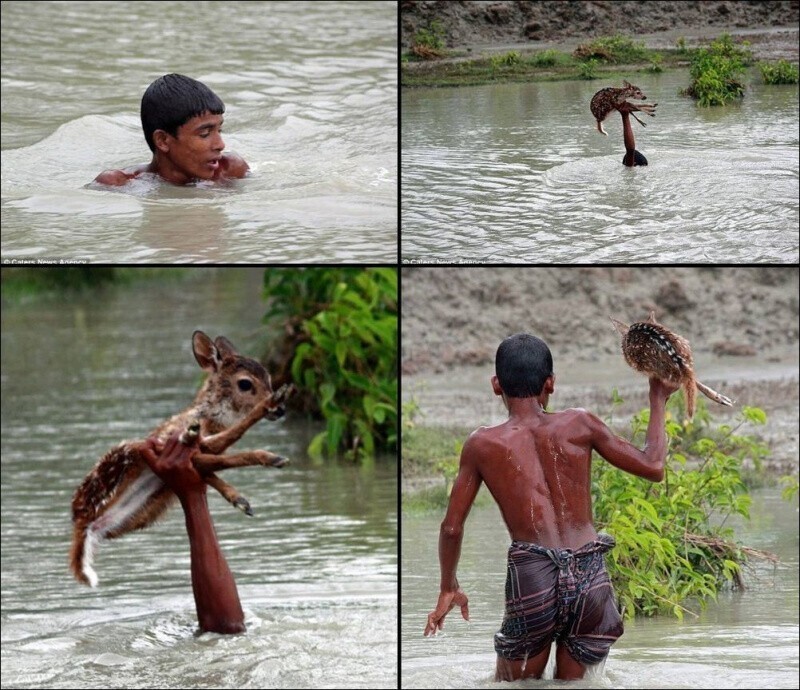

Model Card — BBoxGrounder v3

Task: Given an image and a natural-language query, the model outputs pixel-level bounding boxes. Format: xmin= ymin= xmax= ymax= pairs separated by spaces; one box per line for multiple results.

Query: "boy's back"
xmin=467 ymin=407 xmax=598 ymax=549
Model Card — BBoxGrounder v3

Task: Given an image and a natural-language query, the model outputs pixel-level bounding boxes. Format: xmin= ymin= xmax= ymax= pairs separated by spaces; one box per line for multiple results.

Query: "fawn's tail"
xmin=696 ymin=381 xmax=735 ymax=408
xmin=70 ymin=522 xmax=100 ymax=587
xmin=596 ymin=120 xmax=608 ymax=136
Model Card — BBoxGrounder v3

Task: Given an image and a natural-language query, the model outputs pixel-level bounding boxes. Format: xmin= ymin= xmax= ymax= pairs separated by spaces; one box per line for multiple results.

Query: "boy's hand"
xmin=424 ymin=589 xmax=470 ymax=637
xmin=142 ymin=431 xmax=206 ymax=498
xmin=649 ymin=377 xmax=681 ymax=401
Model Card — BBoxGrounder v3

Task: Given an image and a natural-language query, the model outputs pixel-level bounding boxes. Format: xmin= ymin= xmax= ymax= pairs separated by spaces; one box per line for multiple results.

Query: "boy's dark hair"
xmin=495 ymin=334 xmax=554 ymax=398
xmin=140 ymin=74 xmax=225 ymax=153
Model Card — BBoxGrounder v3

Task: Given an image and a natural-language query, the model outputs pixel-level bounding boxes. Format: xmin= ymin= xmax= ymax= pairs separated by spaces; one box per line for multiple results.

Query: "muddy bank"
xmin=401 ymin=267 xmax=799 ymax=475
xmin=401 ymin=0 xmax=800 ymax=54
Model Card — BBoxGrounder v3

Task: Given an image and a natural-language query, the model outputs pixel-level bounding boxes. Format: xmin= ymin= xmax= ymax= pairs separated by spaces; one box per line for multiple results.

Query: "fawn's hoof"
xmin=234 ymin=497 xmax=254 ymax=517
xmin=271 ymin=455 xmax=289 ymax=468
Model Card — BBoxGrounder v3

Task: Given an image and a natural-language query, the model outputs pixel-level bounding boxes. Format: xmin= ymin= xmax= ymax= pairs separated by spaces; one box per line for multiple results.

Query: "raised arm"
xmin=424 ymin=432 xmax=484 ymax=636
xmin=142 ymin=433 xmax=245 ymax=634
xmin=588 ymin=378 xmax=679 ymax=481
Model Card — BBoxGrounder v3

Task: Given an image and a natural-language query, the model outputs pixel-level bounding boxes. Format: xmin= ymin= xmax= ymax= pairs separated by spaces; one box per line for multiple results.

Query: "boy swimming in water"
xmin=94 ymin=73 xmax=249 ymax=186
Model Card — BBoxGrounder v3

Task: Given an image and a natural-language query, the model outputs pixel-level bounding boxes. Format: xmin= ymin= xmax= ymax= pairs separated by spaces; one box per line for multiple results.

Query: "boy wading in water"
xmin=94 ymin=73 xmax=249 ymax=186
xmin=424 ymin=334 xmax=679 ymax=681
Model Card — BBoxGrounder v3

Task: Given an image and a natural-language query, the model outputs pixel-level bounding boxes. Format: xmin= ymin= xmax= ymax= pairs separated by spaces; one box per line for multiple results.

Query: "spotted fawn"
xmin=590 ymin=80 xmax=658 ymax=135
xmin=70 ymin=330 xmax=294 ymax=587
xmin=610 ymin=312 xmax=734 ymax=420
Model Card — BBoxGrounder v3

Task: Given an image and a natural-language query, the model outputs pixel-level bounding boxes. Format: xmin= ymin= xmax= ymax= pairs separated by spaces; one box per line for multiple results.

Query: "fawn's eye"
xmin=237 ymin=379 xmax=254 ymax=392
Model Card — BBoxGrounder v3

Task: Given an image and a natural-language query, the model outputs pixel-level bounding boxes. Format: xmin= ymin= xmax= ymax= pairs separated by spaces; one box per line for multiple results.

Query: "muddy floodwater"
xmin=401 ymin=70 xmax=799 ymax=263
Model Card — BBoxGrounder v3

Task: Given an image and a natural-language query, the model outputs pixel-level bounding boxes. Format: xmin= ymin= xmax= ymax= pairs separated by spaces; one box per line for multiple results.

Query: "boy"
xmin=94 ymin=73 xmax=249 ymax=186
xmin=424 ymin=333 xmax=679 ymax=681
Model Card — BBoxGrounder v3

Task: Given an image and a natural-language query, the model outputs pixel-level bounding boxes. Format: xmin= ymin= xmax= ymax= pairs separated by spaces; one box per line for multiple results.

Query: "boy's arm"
xmin=142 ymin=433 xmax=245 ymax=634
xmin=588 ymin=378 xmax=680 ymax=482
xmin=423 ymin=433 xmax=483 ymax=636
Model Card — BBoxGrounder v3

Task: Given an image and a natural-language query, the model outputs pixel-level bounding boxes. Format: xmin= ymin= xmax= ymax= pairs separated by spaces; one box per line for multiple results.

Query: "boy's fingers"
xmin=141 ymin=445 xmax=159 ymax=469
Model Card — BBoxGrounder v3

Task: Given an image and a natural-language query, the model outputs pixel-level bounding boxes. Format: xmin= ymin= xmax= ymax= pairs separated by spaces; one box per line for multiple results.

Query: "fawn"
xmin=70 ymin=330 xmax=294 ymax=587
xmin=590 ymin=80 xmax=658 ymax=135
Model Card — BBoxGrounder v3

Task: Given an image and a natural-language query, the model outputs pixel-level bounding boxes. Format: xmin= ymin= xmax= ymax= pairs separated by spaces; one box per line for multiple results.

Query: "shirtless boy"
xmin=424 ymin=333 xmax=679 ymax=681
xmin=94 ymin=73 xmax=249 ymax=187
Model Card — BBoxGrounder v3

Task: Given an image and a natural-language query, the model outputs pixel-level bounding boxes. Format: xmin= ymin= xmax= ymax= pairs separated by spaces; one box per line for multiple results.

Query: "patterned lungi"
xmin=494 ymin=533 xmax=624 ymax=666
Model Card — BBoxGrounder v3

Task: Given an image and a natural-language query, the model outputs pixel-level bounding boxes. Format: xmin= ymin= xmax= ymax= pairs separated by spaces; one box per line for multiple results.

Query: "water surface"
xmin=402 ymin=71 xmax=799 ymax=263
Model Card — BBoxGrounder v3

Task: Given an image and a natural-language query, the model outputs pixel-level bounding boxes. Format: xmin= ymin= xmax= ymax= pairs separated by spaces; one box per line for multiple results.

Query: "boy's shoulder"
xmin=93 ymin=164 xmax=150 ymax=187
xmin=220 ymin=152 xmax=249 ymax=178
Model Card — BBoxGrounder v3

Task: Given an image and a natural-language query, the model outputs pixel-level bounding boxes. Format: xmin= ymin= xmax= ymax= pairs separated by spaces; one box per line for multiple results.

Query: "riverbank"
xmin=401 ymin=1 xmax=799 ymax=88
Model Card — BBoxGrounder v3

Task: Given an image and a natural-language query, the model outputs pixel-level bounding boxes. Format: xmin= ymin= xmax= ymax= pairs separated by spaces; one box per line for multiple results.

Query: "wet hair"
xmin=140 ymin=73 xmax=225 ymax=153
xmin=495 ymin=334 xmax=554 ymax=398
xmin=623 ymin=150 xmax=648 ymax=167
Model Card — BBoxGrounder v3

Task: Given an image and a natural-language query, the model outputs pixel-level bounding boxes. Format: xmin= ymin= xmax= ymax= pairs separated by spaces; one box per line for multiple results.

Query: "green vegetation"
xmin=404 ymin=391 xmax=787 ymax=619
xmin=262 ymin=268 xmax=397 ymax=462
xmin=410 ymin=19 xmax=447 ymax=59
xmin=758 ymin=59 xmax=799 ymax=84
xmin=403 ymin=31 xmax=798 ymax=92
xmin=402 ymin=33 xmax=688 ymax=88
xmin=682 ymin=33 xmax=750 ymax=106
xmin=577 ymin=58 xmax=600 ymax=80
xmin=594 ymin=394 xmax=771 ymax=620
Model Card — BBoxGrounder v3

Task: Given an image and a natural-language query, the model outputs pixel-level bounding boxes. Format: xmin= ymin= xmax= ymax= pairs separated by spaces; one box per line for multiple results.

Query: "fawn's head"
xmin=191 ymin=330 xmax=285 ymax=427
xmin=622 ymin=79 xmax=646 ymax=100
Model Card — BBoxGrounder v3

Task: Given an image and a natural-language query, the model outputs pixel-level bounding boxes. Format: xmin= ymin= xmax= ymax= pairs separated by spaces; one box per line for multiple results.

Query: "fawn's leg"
xmin=200 ymin=452 xmax=289 ymax=516
xmin=204 ymin=473 xmax=254 ymax=516
xmin=200 ymin=384 xmax=294 ymax=455
xmin=195 ymin=450 xmax=288 ymax=472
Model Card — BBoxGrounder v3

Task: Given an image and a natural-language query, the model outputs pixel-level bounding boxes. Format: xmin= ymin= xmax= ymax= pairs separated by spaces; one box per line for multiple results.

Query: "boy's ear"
xmin=491 ymin=375 xmax=503 ymax=396
xmin=153 ymin=129 xmax=171 ymax=152
xmin=544 ymin=375 xmax=555 ymax=395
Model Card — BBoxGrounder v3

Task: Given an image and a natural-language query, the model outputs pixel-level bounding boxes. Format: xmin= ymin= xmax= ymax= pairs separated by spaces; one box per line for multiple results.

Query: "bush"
xmin=262 ymin=268 xmax=397 ymax=461
xmin=594 ymin=393 xmax=772 ymax=620
xmin=683 ymin=33 xmax=749 ymax=106
xmin=759 ymin=59 xmax=799 ymax=84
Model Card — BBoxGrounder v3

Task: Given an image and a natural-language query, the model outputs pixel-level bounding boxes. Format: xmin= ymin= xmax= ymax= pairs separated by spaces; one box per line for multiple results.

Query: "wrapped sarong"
xmin=494 ymin=533 xmax=624 ymax=666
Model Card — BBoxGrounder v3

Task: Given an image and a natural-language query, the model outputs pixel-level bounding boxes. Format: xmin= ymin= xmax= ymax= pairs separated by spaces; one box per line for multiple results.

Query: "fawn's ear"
xmin=647 ymin=311 xmax=657 ymax=324
xmin=213 ymin=336 xmax=239 ymax=362
xmin=622 ymin=79 xmax=632 ymax=87
xmin=192 ymin=330 xmax=222 ymax=372
xmin=609 ymin=317 xmax=629 ymax=336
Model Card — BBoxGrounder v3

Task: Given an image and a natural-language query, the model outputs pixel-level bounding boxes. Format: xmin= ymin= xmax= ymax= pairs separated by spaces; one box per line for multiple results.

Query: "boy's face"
xmin=153 ymin=112 xmax=225 ymax=181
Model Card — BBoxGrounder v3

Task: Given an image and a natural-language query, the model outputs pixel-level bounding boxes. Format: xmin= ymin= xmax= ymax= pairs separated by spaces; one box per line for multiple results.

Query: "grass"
xmin=402 ymin=34 xmax=692 ymax=88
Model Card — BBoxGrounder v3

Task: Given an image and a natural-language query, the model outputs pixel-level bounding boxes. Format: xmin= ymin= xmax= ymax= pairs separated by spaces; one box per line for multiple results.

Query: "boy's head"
xmin=141 ymin=73 xmax=225 ymax=153
xmin=494 ymin=333 xmax=554 ymax=398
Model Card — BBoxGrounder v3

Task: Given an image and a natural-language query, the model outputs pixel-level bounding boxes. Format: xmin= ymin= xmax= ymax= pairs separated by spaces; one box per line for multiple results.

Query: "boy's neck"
xmin=504 ymin=394 xmax=549 ymax=417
